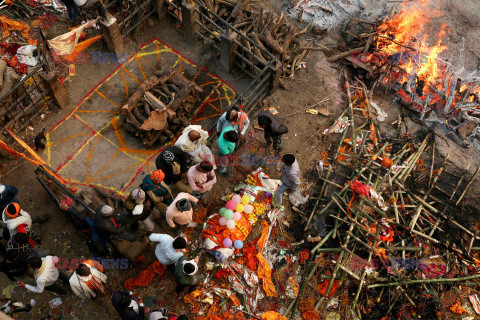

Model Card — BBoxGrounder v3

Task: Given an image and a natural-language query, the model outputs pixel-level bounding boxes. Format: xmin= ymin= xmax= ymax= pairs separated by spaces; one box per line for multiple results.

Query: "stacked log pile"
xmin=121 ymin=58 xmax=203 ymax=146
xmin=167 ymin=0 xmax=320 ymax=84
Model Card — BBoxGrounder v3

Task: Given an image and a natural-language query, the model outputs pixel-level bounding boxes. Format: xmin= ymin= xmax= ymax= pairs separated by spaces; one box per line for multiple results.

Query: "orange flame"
xmin=377 ymin=0 xmax=448 ymax=88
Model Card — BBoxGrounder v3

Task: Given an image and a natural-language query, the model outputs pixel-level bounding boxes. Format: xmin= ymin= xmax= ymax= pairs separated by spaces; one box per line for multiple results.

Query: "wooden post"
xmin=219 ymin=33 xmax=237 ymax=72
xmin=181 ymin=1 xmax=200 ymax=42
xmin=40 ymin=71 xmax=68 ymax=109
xmin=154 ymin=0 xmax=167 ymax=20
xmin=99 ymin=14 xmax=125 ymax=56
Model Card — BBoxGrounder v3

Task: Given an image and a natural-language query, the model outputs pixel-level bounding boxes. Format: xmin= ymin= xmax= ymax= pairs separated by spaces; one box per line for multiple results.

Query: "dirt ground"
xmin=1 ymin=0 xmax=480 ymax=319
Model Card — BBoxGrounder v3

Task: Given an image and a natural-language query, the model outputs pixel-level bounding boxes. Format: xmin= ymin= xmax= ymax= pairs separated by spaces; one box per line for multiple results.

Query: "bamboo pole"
xmin=455 ymin=166 xmax=480 ymax=206
xmin=367 ymin=274 xmax=480 ymax=289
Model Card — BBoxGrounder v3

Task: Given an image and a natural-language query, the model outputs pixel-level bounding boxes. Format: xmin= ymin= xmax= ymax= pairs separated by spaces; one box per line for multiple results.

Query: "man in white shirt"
xmin=148 ymin=234 xmax=186 ymax=271
xmin=17 ymin=256 xmax=69 ymax=295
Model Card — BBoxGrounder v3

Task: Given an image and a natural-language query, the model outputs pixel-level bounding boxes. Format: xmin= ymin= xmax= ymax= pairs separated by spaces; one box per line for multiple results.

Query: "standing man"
xmin=60 ymin=0 xmax=80 ymax=25
xmin=0 ymin=184 xmax=18 ymax=213
xmin=174 ymin=125 xmax=215 ymax=167
xmin=148 ymin=234 xmax=186 ymax=269
xmin=17 ymin=256 xmax=69 ymax=295
xmin=257 ymin=109 xmax=289 ymax=153
xmin=140 ymin=169 xmax=173 ymax=214
xmin=125 ymin=189 xmax=155 ymax=232
xmin=155 ymin=146 xmax=191 ymax=194
xmin=174 ymin=256 xmax=201 ymax=295
xmin=217 ymin=126 xmax=238 ymax=179
xmin=187 ymin=162 xmax=217 ymax=201
xmin=112 ymin=291 xmax=145 ymax=320
xmin=275 ymin=154 xmax=301 ymax=205
xmin=165 ymin=193 xmax=198 ymax=234
xmin=69 ymin=259 xmax=107 ymax=299
xmin=216 ymin=106 xmax=250 ymax=140
xmin=0 ymin=250 xmax=28 ymax=281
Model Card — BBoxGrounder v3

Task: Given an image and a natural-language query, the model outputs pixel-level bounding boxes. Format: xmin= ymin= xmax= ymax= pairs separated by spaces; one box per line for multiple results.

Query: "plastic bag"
xmin=16 ymin=45 xmax=37 ymax=66
xmin=289 ymin=189 xmax=309 ymax=206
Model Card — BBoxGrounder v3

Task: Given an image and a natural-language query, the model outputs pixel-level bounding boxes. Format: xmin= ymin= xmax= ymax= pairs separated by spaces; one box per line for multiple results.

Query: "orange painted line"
xmin=122 ymin=65 xmax=142 ymax=85
xmin=139 ymin=56 xmax=156 ymax=72
xmin=193 ymin=113 xmax=221 ymax=122
xmin=85 ymin=135 xmax=102 ymax=183
xmin=207 ymin=102 xmax=220 ymax=112
xmin=96 ymin=90 xmax=121 ymax=110
xmin=47 ymin=133 xmax=89 ymax=147
xmin=192 ymin=69 xmax=201 ymax=82
xmin=75 ymin=110 xmax=121 ymax=114
xmin=178 ymin=57 xmax=182 ymax=74
xmin=89 ymin=160 xmax=144 ymax=183
xmin=87 ymin=148 xmax=120 ymax=183
xmin=209 ymin=96 xmax=236 ymax=103
xmin=110 ymin=117 xmax=157 ymax=155
xmin=136 ymin=56 xmax=147 ymax=80
xmin=200 ymin=80 xmax=220 ymax=87
xmin=155 ymin=41 xmax=162 ymax=61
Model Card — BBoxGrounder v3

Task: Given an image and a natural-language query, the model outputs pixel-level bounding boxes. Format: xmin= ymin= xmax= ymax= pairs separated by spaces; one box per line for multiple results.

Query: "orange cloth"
xmin=261 ymin=311 xmax=287 ymax=320
xmin=238 ymin=239 xmax=258 ymax=271
xmin=381 ymin=157 xmax=394 ymax=168
xmin=347 ymin=180 xmax=370 ymax=216
xmin=195 ymin=312 xmax=254 ymax=320
xmin=124 ymin=261 xmax=166 ymax=290
xmin=63 ymin=35 xmax=103 ymax=63
xmin=302 ymin=311 xmax=321 ymax=320
xmin=317 ymin=279 xmax=340 ymax=297
xmin=298 ymin=298 xmax=315 ymax=313
xmin=151 ymin=169 xmax=165 ymax=183
xmin=450 ymin=301 xmax=466 ymax=314
xmin=0 ymin=16 xmax=32 ymax=42
xmin=256 ymin=220 xmax=277 ymax=297
xmin=202 ymin=214 xmax=252 ymax=248
xmin=184 ymin=288 xmax=204 ymax=314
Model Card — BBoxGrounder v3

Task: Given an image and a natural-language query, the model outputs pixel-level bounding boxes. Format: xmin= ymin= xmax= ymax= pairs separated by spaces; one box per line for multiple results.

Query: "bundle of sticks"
xmin=287 ymin=76 xmax=480 ymax=319
xmin=0 ymin=0 xmax=62 ymax=20
xmin=121 ymin=58 xmax=203 ymax=146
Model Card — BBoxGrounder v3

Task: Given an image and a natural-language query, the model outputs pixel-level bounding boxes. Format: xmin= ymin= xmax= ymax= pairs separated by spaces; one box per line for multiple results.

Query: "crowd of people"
xmin=0 ymin=107 xmax=301 ymax=319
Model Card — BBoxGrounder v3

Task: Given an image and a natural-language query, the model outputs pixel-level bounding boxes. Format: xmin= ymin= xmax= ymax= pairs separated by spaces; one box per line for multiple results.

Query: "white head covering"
xmin=132 ymin=204 xmax=144 ymax=216
xmin=0 ymin=185 xmax=5 ymax=194
xmin=182 ymin=259 xmax=198 ymax=275
xmin=100 ymin=205 xmax=114 ymax=217
xmin=131 ymin=189 xmax=145 ymax=203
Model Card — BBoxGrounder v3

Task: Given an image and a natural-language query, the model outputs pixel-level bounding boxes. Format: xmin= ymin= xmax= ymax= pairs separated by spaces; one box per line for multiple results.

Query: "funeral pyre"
xmin=328 ymin=0 xmax=480 ymax=148
xmin=293 ymin=77 xmax=480 ymax=319
xmin=121 ymin=58 xmax=203 ymax=146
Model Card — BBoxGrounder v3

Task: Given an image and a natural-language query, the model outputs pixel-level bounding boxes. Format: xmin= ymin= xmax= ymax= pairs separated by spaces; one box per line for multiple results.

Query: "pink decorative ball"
xmin=233 ymin=211 xmax=242 ymax=221
xmin=225 ymin=200 xmax=237 ymax=211
xmin=223 ymin=238 xmax=232 ymax=248
xmin=219 ymin=217 xmax=227 ymax=226
xmin=244 ymin=204 xmax=254 ymax=214
xmin=226 ymin=220 xmax=236 ymax=229
xmin=232 ymin=194 xmax=242 ymax=204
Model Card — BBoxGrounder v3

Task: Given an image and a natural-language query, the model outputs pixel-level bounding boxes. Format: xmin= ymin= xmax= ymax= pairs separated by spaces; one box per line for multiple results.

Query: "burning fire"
xmin=377 ymin=0 xmax=448 ymax=89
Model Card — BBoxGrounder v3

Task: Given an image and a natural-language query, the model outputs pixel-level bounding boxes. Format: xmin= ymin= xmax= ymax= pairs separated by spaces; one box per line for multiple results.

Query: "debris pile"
xmin=121 ymin=58 xmax=203 ymax=146
xmin=296 ymin=77 xmax=480 ymax=319
xmin=327 ymin=0 xmax=480 ymax=148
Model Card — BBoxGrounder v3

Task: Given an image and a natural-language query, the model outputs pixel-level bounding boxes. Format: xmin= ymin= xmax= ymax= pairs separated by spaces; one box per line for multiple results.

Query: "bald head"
xmin=188 ymin=130 xmax=201 ymax=142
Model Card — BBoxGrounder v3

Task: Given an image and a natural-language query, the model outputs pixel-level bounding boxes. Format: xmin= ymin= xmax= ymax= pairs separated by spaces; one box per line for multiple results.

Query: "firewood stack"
xmin=167 ymin=0 xmax=313 ymax=84
xmin=121 ymin=58 xmax=203 ymax=147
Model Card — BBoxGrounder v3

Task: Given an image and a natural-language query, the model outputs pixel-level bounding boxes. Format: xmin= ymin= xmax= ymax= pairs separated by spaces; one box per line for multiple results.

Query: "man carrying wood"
xmin=155 ymin=147 xmax=191 ymax=195
xmin=174 ymin=125 xmax=215 ymax=169
xmin=257 ymin=110 xmax=289 ymax=153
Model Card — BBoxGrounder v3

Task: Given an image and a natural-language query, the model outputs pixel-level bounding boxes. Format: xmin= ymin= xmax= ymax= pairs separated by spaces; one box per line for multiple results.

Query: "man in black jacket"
xmin=257 ymin=110 xmax=289 ymax=152
xmin=0 ymin=250 xmax=28 ymax=281
xmin=155 ymin=146 xmax=191 ymax=195
xmin=111 ymin=291 xmax=145 ymax=320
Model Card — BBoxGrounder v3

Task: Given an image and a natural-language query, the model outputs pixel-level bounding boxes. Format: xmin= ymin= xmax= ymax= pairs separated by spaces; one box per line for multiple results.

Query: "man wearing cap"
xmin=0 ymin=184 xmax=18 ymax=213
xmin=140 ymin=170 xmax=173 ymax=214
xmin=174 ymin=256 xmax=201 ymax=294
xmin=1 ymin=203 xmax=32 ymax=238
xmin=166 ymin=193 xmax=198 ymax=234
xmin=155 ymin=146 xmax=191 ymax=195
xmin=94 ymin=205 xmax=137 ymax=242
xmin=124 ymin=189 xmax=154 ymax=232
